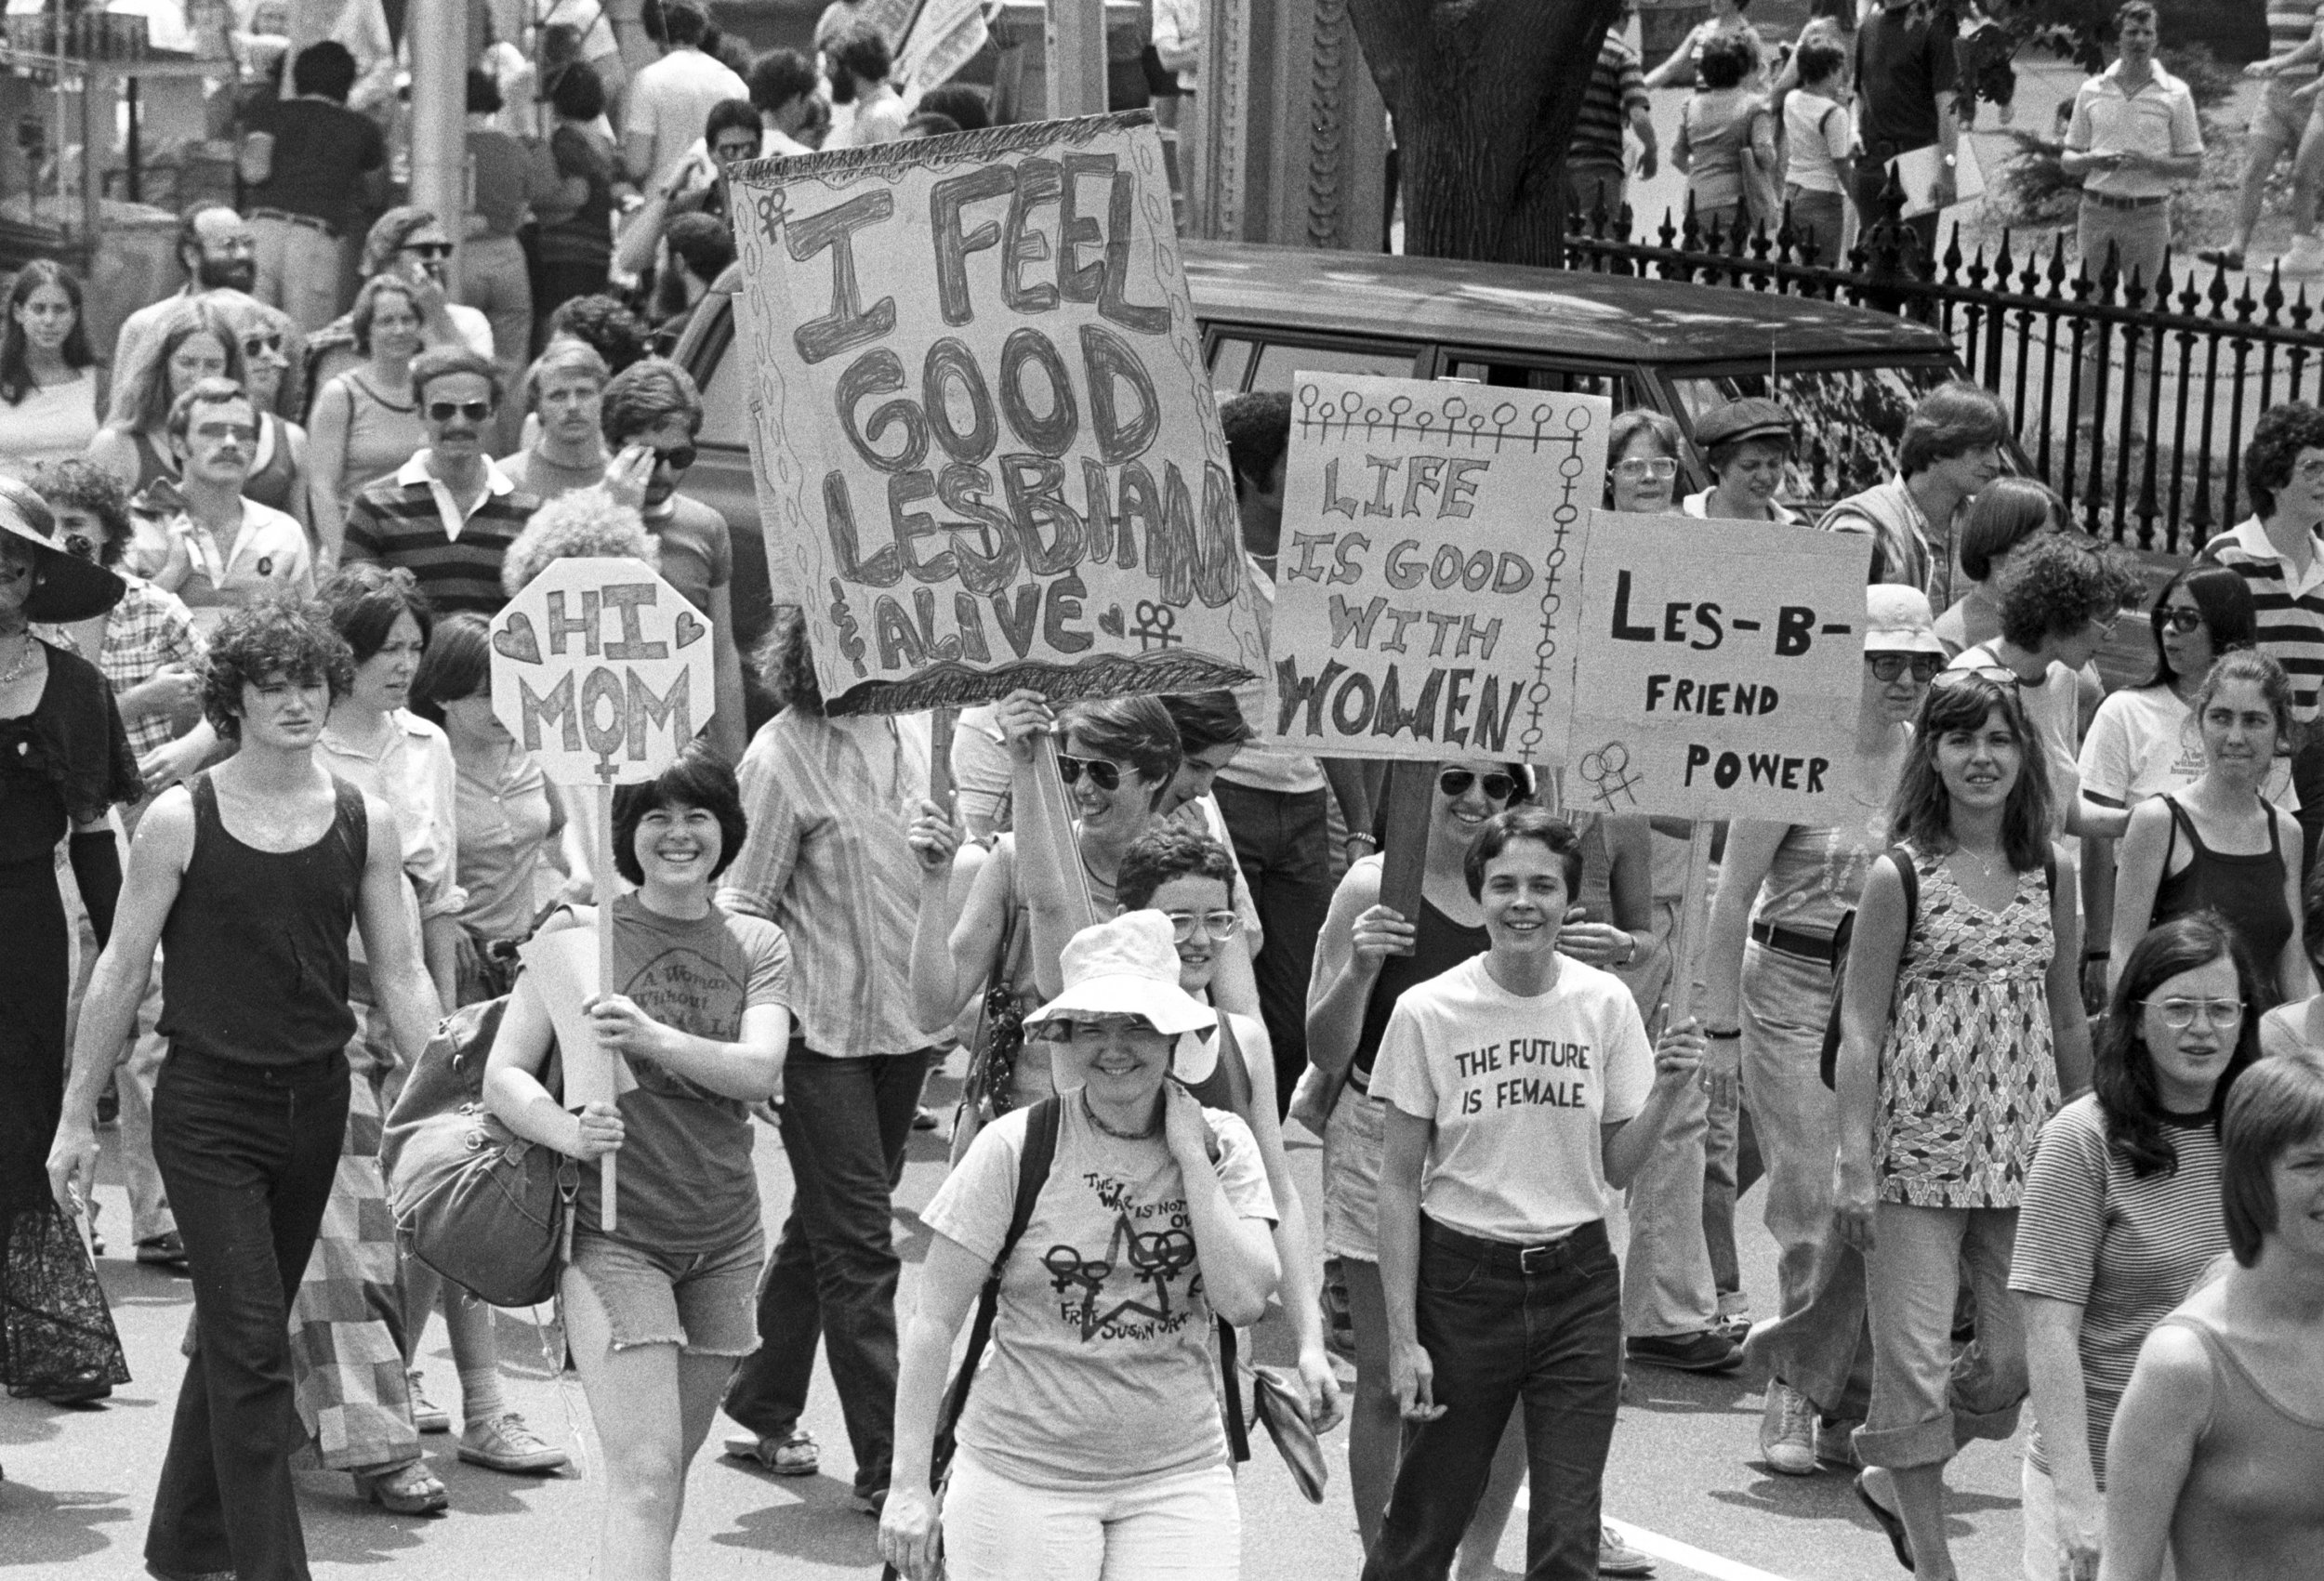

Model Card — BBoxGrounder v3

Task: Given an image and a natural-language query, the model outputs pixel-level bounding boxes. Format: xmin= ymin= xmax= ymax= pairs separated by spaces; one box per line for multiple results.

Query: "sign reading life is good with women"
xmin=1568 ymin=515 xmax=1871 ymax=823
xmin=1266 ymin=374 xmax=1610 ymax=764
xmin=725 ymin=112 xmax=1270 ymax=715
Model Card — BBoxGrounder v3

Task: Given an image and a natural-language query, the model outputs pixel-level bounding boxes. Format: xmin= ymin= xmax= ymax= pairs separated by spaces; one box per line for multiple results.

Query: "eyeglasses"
xmin=1439 ymin=768 xmax=1517 ymax=801
xmin=1163 ymin=909 xmax=1241 ymax=944
xmin=1930 ymin=665 xmax=2021 ymax=693
xmin=1056 ymin=752 xmax=1124 ymax=792
xmin=403 ymin=242 xmax=454 ymax=259
xmin=1612 ymin=457 xmax=1678 ymax=481
xmin=427 ymin=400 xmax=494 ymax=424
xmin=1867 ymin=652 xmax=1946 ymax=683
xmin=653 ymin=443 xmax=697 ymax=472
xmin=2142 ymin=996 xmax=2246 ymax=1031
xmin=242 ymin=332 xmax=284 ymax=357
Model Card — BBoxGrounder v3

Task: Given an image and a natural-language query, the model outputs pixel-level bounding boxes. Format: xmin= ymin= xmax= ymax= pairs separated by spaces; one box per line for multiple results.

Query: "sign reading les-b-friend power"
xmin=726 ymin=112 xmax=1269 ymax=715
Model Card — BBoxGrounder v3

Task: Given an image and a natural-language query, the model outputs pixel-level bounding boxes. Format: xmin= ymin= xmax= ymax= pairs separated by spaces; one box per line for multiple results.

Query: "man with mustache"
xmin=108 ymin=206 xmax=260 ymax=392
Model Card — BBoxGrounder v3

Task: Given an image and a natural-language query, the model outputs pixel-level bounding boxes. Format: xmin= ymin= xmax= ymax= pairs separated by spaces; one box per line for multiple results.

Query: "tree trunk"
xmin=1346 ymin=0 xmax=1621 ymax=266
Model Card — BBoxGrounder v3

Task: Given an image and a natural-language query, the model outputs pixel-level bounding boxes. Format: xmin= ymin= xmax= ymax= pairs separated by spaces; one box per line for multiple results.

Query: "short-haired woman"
xmin=0 ymin=258 xmax=102 ymax=478
xmin=879 ymin=911 xmax=1278 ymax=1581
xmin=2013 ymin=914 xmax=2251 ymax=1581
xmin=2100 ymin=1047 xmax=2324 ymax=1581
xmin=1605 ymin=408 xmax=1683 ymax=515
xmin=1684 ymin=398 xmax=1800 ymax=522
xmin=1835 ymin=674 xmax=2091 ymax=1580
xmin=1671 ymin=32 xmax=1779 ymax=236
xmin=1934 ymin=478 xmax=2067 ymax=657
xmin=308 ymin=276 xmax=429 ymax=569
xmin=2109 ymin=650 xmax=2313 ymax=1009
xmin=1365 ymin=809 xmax=1705 ymax=1580
xmin=487 ymin=744 xmax=793 ymax=1581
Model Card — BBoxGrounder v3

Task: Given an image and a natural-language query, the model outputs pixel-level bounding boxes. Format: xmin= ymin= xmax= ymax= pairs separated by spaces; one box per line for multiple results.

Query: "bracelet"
xmin=1707 ymin=1029 xmax=1742 ymax=1040
xmin=1617 ymin=931 xmax=1639 ymax=965
xmin=1344 ymin=832 xmax=1380 ymax=850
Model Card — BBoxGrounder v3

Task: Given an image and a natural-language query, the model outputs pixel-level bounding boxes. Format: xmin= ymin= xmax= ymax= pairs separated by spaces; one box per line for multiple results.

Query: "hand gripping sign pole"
xmin=490 ymin=558 xmax=720 ymax=1232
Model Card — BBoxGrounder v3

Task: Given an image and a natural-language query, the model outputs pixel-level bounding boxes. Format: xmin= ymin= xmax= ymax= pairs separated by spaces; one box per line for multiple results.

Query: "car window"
xmin=1438 ymin=356 xmax=1643 ymax=409
xmin=693 ymin=306 xmax=748 ymax=449
xmin=1667 ymin=363 xmax=1959 ymax=513
xmin=1206 ymin=331 xmax=1421 ymax=393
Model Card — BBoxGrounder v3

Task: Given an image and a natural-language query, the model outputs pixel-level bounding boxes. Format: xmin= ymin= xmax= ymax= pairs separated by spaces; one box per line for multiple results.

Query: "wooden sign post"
xmin=488 ymin=557 xmax=720 ymax=1232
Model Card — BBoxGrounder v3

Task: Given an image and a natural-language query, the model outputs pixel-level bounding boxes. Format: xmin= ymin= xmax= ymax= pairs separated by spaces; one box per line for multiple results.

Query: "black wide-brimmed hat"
xmin=0 ymin=484 xmax=125 ymax=622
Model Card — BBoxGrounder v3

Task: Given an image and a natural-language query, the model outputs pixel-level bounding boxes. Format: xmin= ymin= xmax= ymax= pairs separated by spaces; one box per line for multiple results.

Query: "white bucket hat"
xmin=1023 ymin=912 xmax=1220 ymax=1039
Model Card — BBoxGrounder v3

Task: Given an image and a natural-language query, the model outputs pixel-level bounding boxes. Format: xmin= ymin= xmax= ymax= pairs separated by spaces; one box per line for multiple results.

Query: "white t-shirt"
xmin=1785 ymin=88 xmax=1851 ymax=194
xmin=1370 ymin=954 xmax=1652 ymax=1242
xmin=2079 ymin=683 xmax=2299 ymax=811
xmin=1951 ymin=640 xmax=2081 ymax=816
xmin=627 ymin=47 xmax=750 ymax=188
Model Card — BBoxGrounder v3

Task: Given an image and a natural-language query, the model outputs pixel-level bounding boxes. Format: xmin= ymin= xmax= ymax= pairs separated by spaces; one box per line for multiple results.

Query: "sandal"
xmin=353 ymin=1460 xmax=449 ymax=1515
xmin=1854 ymin=1469 xmax=1913 ymax=1573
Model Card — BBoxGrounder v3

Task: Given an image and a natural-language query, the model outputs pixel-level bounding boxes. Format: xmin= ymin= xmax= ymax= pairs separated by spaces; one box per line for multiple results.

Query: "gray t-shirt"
xmin=925 ymin=1098 xmax=1276 ymax=1489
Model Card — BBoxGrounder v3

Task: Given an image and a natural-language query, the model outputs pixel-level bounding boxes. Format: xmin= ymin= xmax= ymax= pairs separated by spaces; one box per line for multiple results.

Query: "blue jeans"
xmin=721 ymin=1045 xmax=931 ymax=1500
xmin=1211 ymin=781 xmax=1336 ymax=1111
xmin=146 ymin=1047 xmax=350 ymax=1581
xmin=1857 ymin=1202 xmax=2027 ymax=1469
xmin=1362 ymin=1219 xmax=1623 ymax=1581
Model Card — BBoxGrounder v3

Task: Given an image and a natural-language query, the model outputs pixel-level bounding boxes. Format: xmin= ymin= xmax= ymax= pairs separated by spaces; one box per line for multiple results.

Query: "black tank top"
xmin=2154 ymin=795 xmax=2293 ymax=1008
xmin=159 ymin=771 xmax=368 ymax=1066
xmin=1351 ymin=895 xmax=1491 ymax=1088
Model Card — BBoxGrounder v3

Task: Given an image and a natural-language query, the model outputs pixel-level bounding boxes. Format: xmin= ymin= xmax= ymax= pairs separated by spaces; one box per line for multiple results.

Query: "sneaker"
xmin=853 ymin=1486 xmax=888 ymax=1516
xmin=1816 ymin=1417 xmax=1862 ymax=1469
xmin=1624 ymin=1330 xmax=1744 ymax=1373
xmin=722 ymin=1427 xmax=819 ymax=1475
xmin=2195 ymin=244 xmax=2246 ymax=270
xmin=457 ymin=1412 xmax=570 ymax=1473
xmin=406 ymin=1371 xmax=450 ymax=1434
xmin=2282 ymin=234 xmax=2324 ymax=277
xmin=1759 ymin=1382 xmax=1817 ymax=1476
xmin=135 ymin=1232 xmax=190 ymax=1271
xmin=912 ymin=1106 xmax=941 ymax=1131
xmin=1711 ymin=1310 xmax=1753 ymax=1345
xmin=1598 ymin=1525 xmax=1657 ymax=1576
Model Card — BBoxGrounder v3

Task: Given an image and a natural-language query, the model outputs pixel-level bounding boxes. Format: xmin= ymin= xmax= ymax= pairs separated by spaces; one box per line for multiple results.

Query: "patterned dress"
xmin=1873 ymin=839 xmax=2060 ymax=1209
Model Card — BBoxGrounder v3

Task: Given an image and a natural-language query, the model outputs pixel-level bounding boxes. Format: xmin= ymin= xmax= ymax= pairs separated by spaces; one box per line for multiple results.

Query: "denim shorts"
xmin=567 ymin=1226 xmax=764 ymax=1356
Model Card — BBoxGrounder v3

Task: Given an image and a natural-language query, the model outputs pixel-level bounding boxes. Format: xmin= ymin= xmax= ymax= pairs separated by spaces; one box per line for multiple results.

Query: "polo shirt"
xmin=342 ymin=453 xmax=538 ymax=616
xmin=2201 ymin=516 xmax=2324 ymax=721
xmin=2066 ymin=61 xmax=2202 ymax=200
xmin=162 ymin=497 xmax=316 ymax=633
xmin=1854 ymin=2 xmax=1958 ymax=157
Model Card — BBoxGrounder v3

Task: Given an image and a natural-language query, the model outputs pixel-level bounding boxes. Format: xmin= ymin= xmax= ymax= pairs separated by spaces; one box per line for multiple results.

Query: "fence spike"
xmin=1994 ymin=229 xmax=2015 ymax=286
xmin=2045 ymin=233 xmax=2070 ymax=298
xmin=1941 ymin=222 xmax=1964 ymax=285
xmin=2263 ymin=266 xmax=2287 ymax=326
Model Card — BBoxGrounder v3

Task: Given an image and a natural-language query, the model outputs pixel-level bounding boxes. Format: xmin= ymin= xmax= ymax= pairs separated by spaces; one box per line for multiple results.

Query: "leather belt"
xmin=2082 ymin=191 xmax=2168 ymax=211
xmin=1750 ymin=919 xmax=1838 ymax=964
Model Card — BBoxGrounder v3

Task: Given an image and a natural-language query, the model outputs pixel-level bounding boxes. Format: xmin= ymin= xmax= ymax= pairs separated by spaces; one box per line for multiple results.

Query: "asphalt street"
xmin=1 ymin=1059 xmax=2030 ymax=1580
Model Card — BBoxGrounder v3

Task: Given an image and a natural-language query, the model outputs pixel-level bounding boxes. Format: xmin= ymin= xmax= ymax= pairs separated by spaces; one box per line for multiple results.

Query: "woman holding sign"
xmin=487 ymin=744 xmax=793 ymax=1581
xmin=1833 ymin=674 xmax=2091 ymax=1580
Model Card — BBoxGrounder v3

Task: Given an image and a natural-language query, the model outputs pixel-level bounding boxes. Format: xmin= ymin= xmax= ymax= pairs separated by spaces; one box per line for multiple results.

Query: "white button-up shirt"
xmin=2067 ymin=59 xmax=2202 ymax=199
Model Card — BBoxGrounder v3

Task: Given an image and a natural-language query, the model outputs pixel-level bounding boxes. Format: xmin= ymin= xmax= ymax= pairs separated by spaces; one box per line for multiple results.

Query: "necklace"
xmin=1082 ymin=1090 xmax=1161 ymax=1140
xmin=0 ymin=632 xmax=36 ymax=687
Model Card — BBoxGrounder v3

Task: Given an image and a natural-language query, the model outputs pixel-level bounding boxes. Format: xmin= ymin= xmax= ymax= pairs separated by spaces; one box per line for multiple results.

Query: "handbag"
xmin=1249 ymin=1364 xmax=1328 ymax=1504
xmin=382 ymin=995 xmax=578 ymax=1310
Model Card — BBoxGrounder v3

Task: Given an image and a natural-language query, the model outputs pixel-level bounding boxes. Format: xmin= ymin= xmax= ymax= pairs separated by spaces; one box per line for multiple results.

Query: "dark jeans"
xmin=1210 ymin=781 xmax=1335 ymax=1114
xmin=147 ymin=1047 xmax=350 ymax=1581
xmin=2293 ymin=737 xmax=2324 ymax=877
xmin=1362 ymin=1219 xmax=1624 ymax=1581
xmin=722 ymin=1046 xmax=930 ymax=1499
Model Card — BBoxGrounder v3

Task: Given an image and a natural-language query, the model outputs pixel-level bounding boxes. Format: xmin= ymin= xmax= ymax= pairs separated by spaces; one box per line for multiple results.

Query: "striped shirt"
xmin=2200 ymin=516 xmax=2324 ymax=720
xmin=714 ymin=708 xmax=940 ymax=1058
xmin=2010 ymin=1093 xmax=2227 ymax=1485
xmin=342 ymin=453 xmax=538 ymax=616
xmin=2272 ymin=0 xmax=2320 ymax=81
xmin=1571 ymin=36 xmax=1647 ymax=171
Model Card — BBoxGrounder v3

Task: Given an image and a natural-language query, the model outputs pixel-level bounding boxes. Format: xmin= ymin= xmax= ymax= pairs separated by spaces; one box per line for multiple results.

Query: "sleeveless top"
xmin=159 ymin=771 xmax=368 ymax=1066
xmin=0 ymin=368 xmax=99 ymax=477
xmin=2154 ymin=796 xmax=2293 ymax=1008
xmin=1351 ymin=895 xmax=1491 ymax=1090
xmin=242 ymin=413 xmax=300 ymax=515
xmin=335 ymin=373 xmax=428 ymax=504
xmin=125 ymin=428 xmax=178 ymax=509
xmin=2158 ymin=1313 xmax=2324 ymax=1579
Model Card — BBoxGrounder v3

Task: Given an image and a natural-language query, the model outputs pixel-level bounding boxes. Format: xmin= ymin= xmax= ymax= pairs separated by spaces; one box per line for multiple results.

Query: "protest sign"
xmin=724 ymin=112 xmax=1270 ymax=715
xmin=1265 ymin=374 xmax=1610 ymax=764
xmin=1567 ymin=513 xmax=1871 ymax=824
xmin=490 ymin=556 xmax=718 ymax=1230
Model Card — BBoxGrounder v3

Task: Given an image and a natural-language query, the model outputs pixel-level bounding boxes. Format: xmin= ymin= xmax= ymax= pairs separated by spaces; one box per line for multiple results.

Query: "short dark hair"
xmin=292 ymin=40 xmax=358 ymax=99
xmin=1898 ymin=381 xmax=2013 ymax=477
xmin=26 ymin=458 xmax=130 ymax=567
xmin=601 ymin=357 xmax=704 ymax=445
xmin=202 ymin=599 xmax=355 ymax=740
xmin=1464 ymin=807 xmax=1584 ymax=899
xmin=1994 ymin=534 xmax=2141 ymax=650
xmin=1697 ymin=32 xmax=1755 ymax=87
xmin=753 ymin=604 xmax=823 ymax=716
xmin=349 ymin=274 xmax=421 ymax=358
xmin=664 ymin=213 xmax=735 ymax=286
xmin=412 ymin=345 xmax=502 ymax=409
xmin=1706 ymin=433 xmax=1790 ymax=480
xmin=166 ymin=375 xmax=257 ymax=442
xmin=2094 ymin=914 xmax=2259 ymax=1179
xmin=2245 ymin=402 xmax=2324 ymax=519
xmin=747 ymin=47 xmax=818 ymax=112
xmin=917 ymin=84 xmax=991 ymax=132
xmin=1161 ymin=690 xmax=1255 ymax=756
xmin=1221 ymin=390 xmax=1292 ymax=500
xmin=1957 ymin=477 xmax=2062 ymax=583
xmin=2222 ymin=1049 xmax=2324 ymax=1266
xmin=705 ymin=97 xmax=760 ymax=148
xmin=319 ymin=562 xmax=436 ymax=665
xmin=611 ymin=742 xmax=748 ymax=885
xmin=548 ymin=295 xmax=654 ymax=376
xmin=1116 ymin=825 xmax=1240 ymax=911
xmin=1062 ymin=695 xmax=1183 ymax=801
xmin=661 ymin=0 xmax=709 ymax=46
xmin=1794 ymin=38 xmax=1846 ymax=84
xmin=549 ymin=59 xmax=607 ymax=122
xmin=829 ymin=24 xmax=891 ymax=85
xmin=2147 ymin=563 xmax=2256 ymax=688
xmin=408 ymin=611 xmax=492 ymax=722
xmin=902 ymin=112 xmax=962 ymax=138
xmin=1889 ymin=677 xmax=2053 ymax=873
xmin=466 ymin=66 xmax=504 ymax=114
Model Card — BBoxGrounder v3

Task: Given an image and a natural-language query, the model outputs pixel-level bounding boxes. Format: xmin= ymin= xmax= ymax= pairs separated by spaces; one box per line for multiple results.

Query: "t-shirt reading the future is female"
xmin=925 ymin=1099 xmax=1276 ymax=1490
xmin=1370 ymin=955 xmax=1653 ymax=1242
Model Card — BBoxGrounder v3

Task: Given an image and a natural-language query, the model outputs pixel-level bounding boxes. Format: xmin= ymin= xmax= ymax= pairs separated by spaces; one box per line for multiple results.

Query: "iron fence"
xmin=1562 ymin=193 xmax=2324 ymax=558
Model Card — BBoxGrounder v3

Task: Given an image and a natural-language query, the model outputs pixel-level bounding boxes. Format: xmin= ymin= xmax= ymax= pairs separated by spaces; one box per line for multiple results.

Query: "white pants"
xmin=2022 ymin=1456 xmax=2173 ymax=1581
xmin=944 ymin=1447 xmax=1240 ymax=1581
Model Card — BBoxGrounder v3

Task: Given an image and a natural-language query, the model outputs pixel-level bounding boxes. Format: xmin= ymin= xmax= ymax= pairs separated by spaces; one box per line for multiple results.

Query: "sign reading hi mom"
xmin=725 ymin=112 xmax=1268 ymax=716
xmin=488 ymin=557 xmax=717 ymax=784
xmin=1267 ymin=375 xmax=1609 ymax=763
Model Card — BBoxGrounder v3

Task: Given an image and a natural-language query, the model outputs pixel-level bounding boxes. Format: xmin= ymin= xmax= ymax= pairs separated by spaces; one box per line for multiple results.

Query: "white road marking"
xmin=1510 ymin=1491 xmax=1804 ymax=1581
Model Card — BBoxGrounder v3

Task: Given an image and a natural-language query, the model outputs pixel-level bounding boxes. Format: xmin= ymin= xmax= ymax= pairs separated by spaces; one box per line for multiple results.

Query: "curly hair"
xmin=26 ymin=458 xmax=130 ymax=568
xmin=1888 ymin=676 xmax=2053 ymax=872
xmin=319 ymin=562 xmax=435 ymax=664
xmin=1220 ymin=390 xmax=1292 ymax=500
xmin=2094 ymin=914 xmax=2259 ymax=1179
xmin=2244 ymin=401 xmax=2324 ymax=520
xmin=546 ymin=296 xmax=654 ymax=377
xmin=501 ymin=486 xmax=655 ymax=596
xmin=752 ymin=604 xmax=823 ymax=716
xmin=1116 ymin=825 xmax=1240 ymax=911
xmin=0 ymin=260 xmax=95 ymax=405
xmin=1697 ymin=31 xmax=1756 ymax=87
xmin=201 ymin=599 xmax=355 ymax=740
xmin=1994 ymin=534 xmax=2142 ymax=651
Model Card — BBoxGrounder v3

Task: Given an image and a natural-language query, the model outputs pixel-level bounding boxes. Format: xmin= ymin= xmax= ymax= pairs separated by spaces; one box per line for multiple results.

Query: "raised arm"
xmin=1304 ymin=859 xmax=1407 ymax=1078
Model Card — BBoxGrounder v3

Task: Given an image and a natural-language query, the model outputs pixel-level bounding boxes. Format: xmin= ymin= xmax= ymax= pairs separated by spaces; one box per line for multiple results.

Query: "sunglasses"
xmin=1163 ymin=909 xmax=1241 ymax=944
xmin=653 ymin=443 xmax=697 ymax=472
xmin=1056 ymin=752 xmax=1124 ymax=791
xmin=1930 ymin=665 xmax=2020 ymax=693
xmin=2141 ymin=996 xmax=2245 ymax=1031
xmin=194 ymin=421 xmax=258 ymax=443
xmin=242 ymin=332 xmax=284 ymax=356
xmin=1866 ymin=652 xmax=1946 ymax=683
xmin=428 ymin=400 xmax=494 ymax=424
xmin=2159 ymin=608 xmax=2205 ymax=636
xmin=1612 ymin=456 xmax=1678 ymax=481
xmin=403 ymin=242 xmax=455 ymax=259
xmin=1438 ymin=768 xmax=1517 ymax=802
